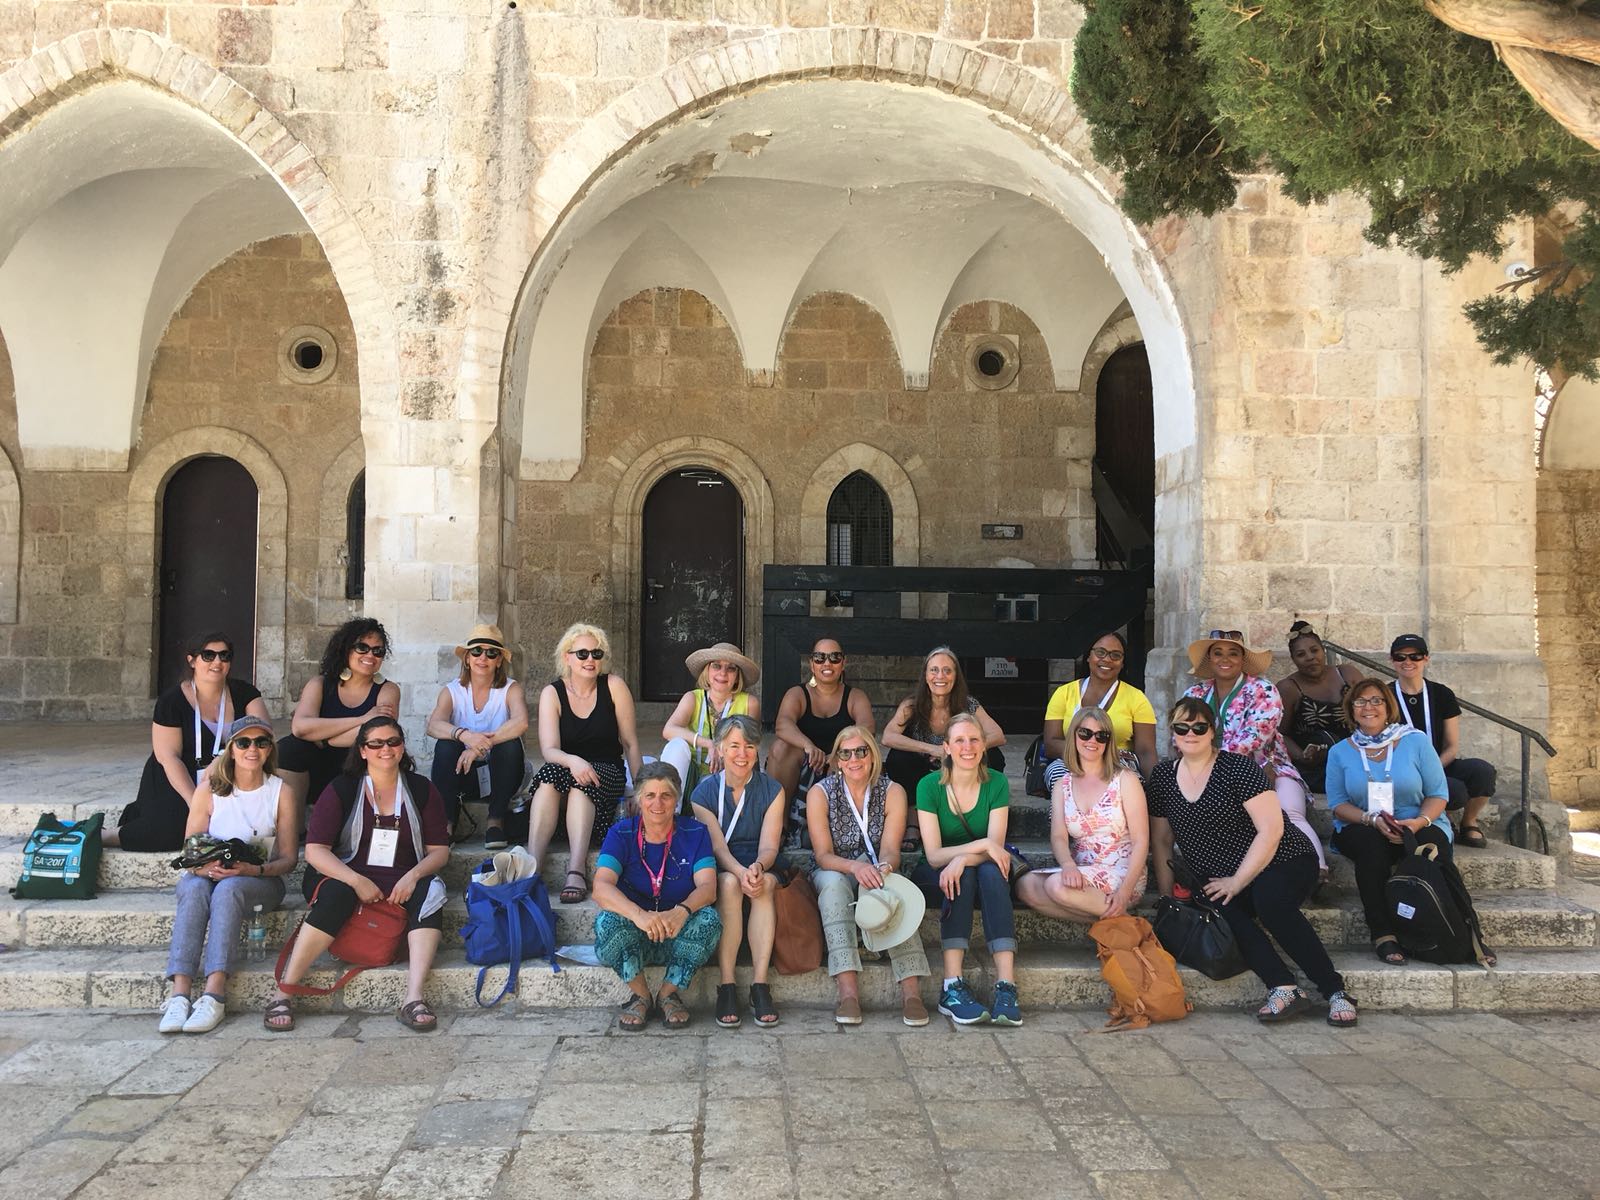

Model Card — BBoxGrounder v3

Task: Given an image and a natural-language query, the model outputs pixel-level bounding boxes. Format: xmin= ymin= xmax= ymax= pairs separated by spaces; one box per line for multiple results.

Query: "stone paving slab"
xmin=0 ymin=1007 xmax=1593 ymax=1199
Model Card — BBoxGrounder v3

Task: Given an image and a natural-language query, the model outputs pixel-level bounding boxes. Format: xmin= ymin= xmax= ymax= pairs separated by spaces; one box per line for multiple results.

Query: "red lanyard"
xmin=637 ymin=820 xmax=675 ymax=901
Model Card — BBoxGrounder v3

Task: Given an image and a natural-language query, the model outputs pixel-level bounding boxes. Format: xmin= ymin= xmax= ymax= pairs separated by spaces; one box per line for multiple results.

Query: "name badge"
xmin=195 ymin=769 xmax=206 ymax=788
xmin=476 ymin=763 xmax=492 ymax=798
xmin=368 ymin=827 xmax=399 ymax=869
xmin=1367 ymin=781 xmax=1395 ymax=817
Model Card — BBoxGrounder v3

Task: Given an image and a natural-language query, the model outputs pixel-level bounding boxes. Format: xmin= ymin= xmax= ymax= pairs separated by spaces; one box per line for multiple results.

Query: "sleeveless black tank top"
xmin=554 ymin=678 xmax=623 ymax=761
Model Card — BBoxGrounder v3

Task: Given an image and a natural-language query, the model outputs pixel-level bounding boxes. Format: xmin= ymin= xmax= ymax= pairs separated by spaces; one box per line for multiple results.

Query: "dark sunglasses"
xmin=836 ymin=746 xmax=871 ymax=760
xmin=1207 ymin=630 xmax=1244 ymax=641
xmin=1391 ymin=652 xmax=1426 ymax=662
xmin=231 ymin=735 xmax=273 ymax=750
xmin=363 ymin=736 xmax=405 ymax=749
xmin=194 ymin=649 xmax=233 ymax=663
xmin=810 ymin=652 xmax=845 ymax=664
xmin=352 ymin=642 xmax=387 ymax=658
xmin=1075 ymin=728 xmax=1112 ymax=744
xmin=570 ymin=647 xmax=605 ymax=661
xmin=1171 ymin=721 xmax=1212 ymax=737
xmin=467 ymin=646 xmax=502 ymax=659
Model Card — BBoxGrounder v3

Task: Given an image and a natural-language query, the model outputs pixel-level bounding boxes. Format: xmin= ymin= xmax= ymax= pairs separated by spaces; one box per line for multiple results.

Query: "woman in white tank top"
xmin=159 ymin=715 xmax=299 ymax=1036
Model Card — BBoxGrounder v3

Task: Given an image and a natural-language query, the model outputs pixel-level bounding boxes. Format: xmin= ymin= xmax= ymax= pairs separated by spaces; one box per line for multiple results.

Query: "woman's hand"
xmin=634 ymin=907 xmax=671 ymax=943
xmin=705 ymin=741 xmax=723 ymax=773
xmin=374 ymin=699 xmax=399 ymax=720
xmin=388 ymin=872 xmax=418 ymax=906
xmin=568 ymin=756 xmax=599 ymax=788
xmin=805 ymin=744 xmax=828 ymax=775
xmin=740 ymin=862 xmax=765 ymax=898
xmin=1202 ymin=874 xmax=1244 ymax=905
xmin=986 ymin=841 xmax=1011 ymax=878
xmin=939 ymin=859 xmax=965 ymax=899
xmin=197 ymin=863 xmax=244 ymax=881
xmin=661 ymin=906 xmax=688 ymax=939
xmin=1104 ymin=882 xmax=1135 ymax=919
xmin=1056 ymin=863 xmax=1086 ymax=890
xmin=455 ymin=747 xmax=479 ymax=775
xmin=850 ymin=860 xmax=885 ymax=891
xmin=351 ymin=875 xmax=384 ymax=905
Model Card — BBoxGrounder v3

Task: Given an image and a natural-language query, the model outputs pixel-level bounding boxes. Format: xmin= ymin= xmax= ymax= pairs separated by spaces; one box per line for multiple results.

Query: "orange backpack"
xmin=1088 ymin=914 xmax=1192 ymax=1031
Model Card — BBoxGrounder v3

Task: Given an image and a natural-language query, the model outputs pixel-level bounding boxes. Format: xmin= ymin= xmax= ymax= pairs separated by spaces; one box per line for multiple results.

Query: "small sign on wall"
xmin=985 ymin=657 xmax=1019 ymax=679
xmin=982 ymin=524 xmax=1023 ymax=540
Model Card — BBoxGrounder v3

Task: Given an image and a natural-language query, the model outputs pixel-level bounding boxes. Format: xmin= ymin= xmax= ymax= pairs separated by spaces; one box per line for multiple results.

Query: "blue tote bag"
xmin=461 ymin=860 xmax=560 ymax=1007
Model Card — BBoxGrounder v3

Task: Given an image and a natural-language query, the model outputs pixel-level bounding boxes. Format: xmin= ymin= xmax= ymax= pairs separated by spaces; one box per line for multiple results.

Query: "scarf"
xmin=1350 ymin=723 xmax=1415 ymax=752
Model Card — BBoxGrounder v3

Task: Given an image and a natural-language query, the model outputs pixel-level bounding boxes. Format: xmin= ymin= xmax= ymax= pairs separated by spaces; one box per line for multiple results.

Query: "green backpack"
xmin=12 ymin=812 xmax=104 ymax=899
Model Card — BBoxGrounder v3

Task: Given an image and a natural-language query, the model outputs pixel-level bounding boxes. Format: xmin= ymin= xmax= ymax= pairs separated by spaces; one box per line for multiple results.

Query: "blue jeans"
xmin=166 ymin=872 xmax=285 ymax=980
xmin=916 ymin=859 xmax=1017 ymax=953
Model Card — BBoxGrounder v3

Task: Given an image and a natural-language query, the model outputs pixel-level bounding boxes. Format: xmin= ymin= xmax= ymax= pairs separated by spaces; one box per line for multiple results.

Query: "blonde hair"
xmin=207 ymin=730 xmax=279 ymax=796
xmin=1063 ymin=705 xmax=1116 ymax=782
xmin=829 ymin=724 xmax=882 ymax=786
xmin=937 ymin=711 xmax=990 ymax=786
xmin=554 ymin=622 xmax=612 ymax=679
xmin=695 ymin=661 xmax=746 ymax=693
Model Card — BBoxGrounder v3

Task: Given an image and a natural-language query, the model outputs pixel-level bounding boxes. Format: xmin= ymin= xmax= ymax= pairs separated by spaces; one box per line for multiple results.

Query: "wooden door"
xmin=1095 ymin=343 xmax=1155 ymax=558
xmin=157 ymin=456 xmax=258 ymax=693
xmin=640 ymin=467 xmax=743 ymax=699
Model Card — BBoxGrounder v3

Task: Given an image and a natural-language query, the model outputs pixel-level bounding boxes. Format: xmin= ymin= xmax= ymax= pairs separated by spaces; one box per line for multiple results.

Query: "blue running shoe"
xmin=989 ymin=980 xmax=1022 ymax=1026
xmin=938 ymin=979 xmax=990 ymax=1025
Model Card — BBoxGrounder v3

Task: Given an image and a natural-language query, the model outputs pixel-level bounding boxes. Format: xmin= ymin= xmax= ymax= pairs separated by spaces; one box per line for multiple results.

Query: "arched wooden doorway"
xmin=640 ymin=467 xmax=744 ymax=699
xmin=157 ymin=456 xmax=258 ymax=692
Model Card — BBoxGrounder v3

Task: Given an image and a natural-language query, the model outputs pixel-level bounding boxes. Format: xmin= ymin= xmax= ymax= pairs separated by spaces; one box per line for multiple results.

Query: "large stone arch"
xmin=799 ymin=442 xmax=923 ymax=569
xmin=126 ymin=427 xmax=290 ymax=707
xmin=316 ymin=436 xmax=366 ymax=630
xmin=0 ymin=29 xmax=399 ymax=438
xmin=604 ymin=435 xmax=774 ymax=683
xmin=0 ymin=443 xmax=16 ymax=624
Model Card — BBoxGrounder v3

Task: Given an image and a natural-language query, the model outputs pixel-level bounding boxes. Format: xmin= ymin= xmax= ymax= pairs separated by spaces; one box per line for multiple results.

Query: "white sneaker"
xmin=157 ymin=995 xmax=191 ymax=1034
xmin=182 ymin=994 xmax=226 ymax=1034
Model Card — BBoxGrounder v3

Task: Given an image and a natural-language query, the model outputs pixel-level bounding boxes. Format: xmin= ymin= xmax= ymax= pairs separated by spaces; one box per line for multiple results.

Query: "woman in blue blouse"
xmin=592 ymin=762 xmax=722 ymax=1030
xmin=1326 ymin=677 xmax=1454 ymax=966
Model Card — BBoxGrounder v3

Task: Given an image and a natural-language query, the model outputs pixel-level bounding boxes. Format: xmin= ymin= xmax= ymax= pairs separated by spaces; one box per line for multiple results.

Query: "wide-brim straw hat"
xmin=854 ymin=873 xmax=926 ymax=952
xmin=684 ymin=642 xmax=760 ymax=687
xmin=454 ymin=623 xmax=512 ymax=664
xmin=1187 ymin=632 xmax=1273 ymax=679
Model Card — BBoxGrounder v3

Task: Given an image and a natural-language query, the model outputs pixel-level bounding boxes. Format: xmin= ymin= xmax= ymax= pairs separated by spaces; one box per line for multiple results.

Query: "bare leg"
xmin=169 ymin=973 xmax=192 ymax=999
xmin=716 ymin=872 xmax=744 ymax=985
xmin=565 ymin=790 xmax=596 ymax=878
xmin=101 ymin=828 xmax=122 ymax=847
xmin=941 ymin=948 xmax=965 ymax=979
xmin=747 ymin=875 xmax=777 ymax=985
xmin=1465 ymin=795 xmax=1490 ymax=829
xmin=203 ymin=970 xmax=227 ymax=996
xmin=273 ymin=924 xmax=335 ymax=997
xmin=1016 ymin=872 xmax=1108 ymax=924
xmin=765 ymin=740 xmax=803 ymax=800
xmin=526 ymin=782 xmax=562 ymax=865
xmin=993 ymin=948 xmax=1015 ymax=985
xmin=835 ymin=968 xmax=859 ymax=1001
xmin=404 ymin=928 xmax=441 ymax=1006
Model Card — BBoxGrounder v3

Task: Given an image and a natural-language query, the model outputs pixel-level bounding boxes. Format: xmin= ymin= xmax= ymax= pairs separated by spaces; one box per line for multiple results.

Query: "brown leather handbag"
xmin=771 ymin=869 xmax=825 ymax=976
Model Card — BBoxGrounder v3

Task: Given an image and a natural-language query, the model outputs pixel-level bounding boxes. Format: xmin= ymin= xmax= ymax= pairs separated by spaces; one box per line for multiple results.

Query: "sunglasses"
xmin=1171 ymin=721 xmax=1212 ymax=737
xmin=1207 ymin=630 xmax=1244 ymax=641
xmin=1391 ymin=652 xmax=1426 ymax=662
xmin=363 ymin=736 xmax=405 ymax=749
xmin=194 ymin=649 xmax=233 ymax=663
xmin=1089 ymin=648 xmax=1124 ymax=662
xmin=467 ymin=646 xmax=502 ymax=659
xmin=810 ymin=652 xmax=845 ymax=664
xmin=231 ymin=735 xmax=273 ymax=750
xmin=1352 ymin=696 xmax=1388 ymax=708
xmin=570 ymin=647 xmax=605 ymax=661
xmin=1075 ymin=728 xmax=1112 ymax=744
xmin=836 ymin=746 xmax=871 ymax=760
xmin=352 ymin=642 xmax=387 ymax=658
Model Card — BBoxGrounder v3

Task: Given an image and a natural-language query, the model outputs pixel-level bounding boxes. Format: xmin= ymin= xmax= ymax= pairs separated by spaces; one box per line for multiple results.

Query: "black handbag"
xmin=1151 ymin=862 xmax=1248 ymax=980
xmin=1022 ymin=735 xmax=1050 ymax=798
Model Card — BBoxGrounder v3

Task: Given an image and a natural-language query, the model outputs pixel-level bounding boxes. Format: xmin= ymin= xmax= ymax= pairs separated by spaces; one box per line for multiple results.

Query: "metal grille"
xmin=825 ymin=471 xmax=891 ymax=605
xmin=345 ymin=470 xmax=365 ymax=600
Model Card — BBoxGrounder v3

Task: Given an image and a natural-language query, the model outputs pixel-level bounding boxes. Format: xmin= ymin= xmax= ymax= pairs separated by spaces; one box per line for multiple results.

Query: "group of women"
xmin=130 ymin=610 xmax=1483 ymax=1034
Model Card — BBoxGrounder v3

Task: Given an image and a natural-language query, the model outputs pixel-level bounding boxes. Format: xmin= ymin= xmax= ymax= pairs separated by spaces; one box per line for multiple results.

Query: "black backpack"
xmin=1385 ymin=828 xmax=1493 ymax=965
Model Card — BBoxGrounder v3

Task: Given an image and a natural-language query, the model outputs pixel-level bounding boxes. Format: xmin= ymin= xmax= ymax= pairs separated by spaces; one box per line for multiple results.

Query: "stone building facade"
xmin=0 ymin=3 xmax=1587 ymax=839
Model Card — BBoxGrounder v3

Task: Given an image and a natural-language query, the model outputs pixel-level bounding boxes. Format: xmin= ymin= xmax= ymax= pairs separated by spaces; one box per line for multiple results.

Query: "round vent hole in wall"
xmin=967 ymin=335 xmax=1019 ymax=390
xmin=279 ymin=325 xmax=338 ymax=384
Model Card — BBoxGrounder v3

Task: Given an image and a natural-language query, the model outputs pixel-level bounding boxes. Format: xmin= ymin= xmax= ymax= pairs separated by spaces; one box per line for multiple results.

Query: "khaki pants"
xmin=812 ymin=861 xmax=929 ymax=981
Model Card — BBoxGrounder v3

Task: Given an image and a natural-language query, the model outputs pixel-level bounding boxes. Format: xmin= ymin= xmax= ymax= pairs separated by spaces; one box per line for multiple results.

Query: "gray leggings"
xmin=166 ymin=871 xmax=286 ymax=981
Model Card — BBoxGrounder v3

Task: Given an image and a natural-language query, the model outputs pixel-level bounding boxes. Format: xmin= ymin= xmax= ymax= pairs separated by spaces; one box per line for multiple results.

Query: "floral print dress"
xmin=1057 ymin=771 xmax=1145 ymax=902
xmin=1183 ymin=675 xmax=1305 ymax=787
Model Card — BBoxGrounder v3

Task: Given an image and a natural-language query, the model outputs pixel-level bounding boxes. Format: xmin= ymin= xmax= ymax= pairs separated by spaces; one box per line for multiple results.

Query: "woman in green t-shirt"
xmin=914 ymin=712 xmax=1019 ymax=1026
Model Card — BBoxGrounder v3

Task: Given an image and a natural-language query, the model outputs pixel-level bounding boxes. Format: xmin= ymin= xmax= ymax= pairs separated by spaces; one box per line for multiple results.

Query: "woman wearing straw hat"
xmin=424 ymin=624 xmax=529 ymax=850
xmin=1182 ymin=629 xmax=1326 ymax=873
xmin=660 ymin=642 xmax=762 ymax=798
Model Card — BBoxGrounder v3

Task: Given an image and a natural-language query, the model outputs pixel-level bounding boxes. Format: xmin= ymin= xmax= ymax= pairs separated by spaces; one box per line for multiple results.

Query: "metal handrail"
xmin=1321 ymin=638 xmax=1556 ymax=853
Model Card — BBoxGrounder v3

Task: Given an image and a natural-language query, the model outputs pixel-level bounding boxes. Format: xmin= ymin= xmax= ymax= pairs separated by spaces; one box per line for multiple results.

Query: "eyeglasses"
xmin=836 ymin=746 xmax=871 ymax=760
xmin=1391 ymin=652 xmax=1426 ymax=663
xmin=1352 ymin=696 xmax=1388 ymax=708
xmin=810 ymin=652 xmax=845 ymax=664
xmin=363 ymin=736 xmax=405 ymax=749
xmin=352 ymin=642 xmax=387 ymax=658
xmin=1075 ymin=728 xmax=1113 ymax=744
xmin=195 ymin=649 xmax=233 ymax=663
xmin=569 ymin=647 xmax=605 ymax=661
xmin=1171 ymin=721 xmax=1212 ymax=737
xmin=1089 ymin=648 xmax=1124 ymax=663
xmin=467 ymin=646 xmax=502 ymax=659
xmin=1207 ymin=630 xmax=1244 ymax=641
xmin=231 ymin=735 xmax=273 ymax=750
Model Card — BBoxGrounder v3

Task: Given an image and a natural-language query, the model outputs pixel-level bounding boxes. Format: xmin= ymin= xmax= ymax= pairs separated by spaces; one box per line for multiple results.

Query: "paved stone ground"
xmin=0 ymin=1007 xmax=1596 ymax=1200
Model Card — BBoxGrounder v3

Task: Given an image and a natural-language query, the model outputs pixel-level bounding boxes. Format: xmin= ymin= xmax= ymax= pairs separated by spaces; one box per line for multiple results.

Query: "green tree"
xmin=1072 ymin=0 xmax=1600 ymax=379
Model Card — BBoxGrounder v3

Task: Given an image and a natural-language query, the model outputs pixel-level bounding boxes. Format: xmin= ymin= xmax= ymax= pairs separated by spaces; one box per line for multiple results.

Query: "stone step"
xmin=0 ymin=943 xmax=1595 ymax=1015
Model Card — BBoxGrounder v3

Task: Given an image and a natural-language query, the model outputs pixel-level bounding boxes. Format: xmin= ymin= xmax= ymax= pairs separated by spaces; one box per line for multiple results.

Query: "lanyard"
xmin=1209 ymin=678 xmax=1245 ymax=723
xmin=1078 ymin=678 xmax=1119 ymax=714
xmin=716 ymin=773 xmax=748 ymax=842
xmin=696 ymin=692 xmax=735 ymax=739
xmin=637 ymin=820 xmax=675 ymax=901
xmin=841 ymin=780 xmax=879 ymax=866
xmin=363 ymin=775 xmax=408 ymax=826
xmin=192 ymin=686 xmax=225 ymax=767
xmin=1355 ymin=740 xmax=1395 ymax=783
xmin=1393 ymin=681 xmax=1431 ymax=738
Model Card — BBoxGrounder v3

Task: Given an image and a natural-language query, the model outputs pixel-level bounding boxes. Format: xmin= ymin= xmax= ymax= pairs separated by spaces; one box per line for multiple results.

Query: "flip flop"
xmin=560 ymin=870 xmax=588 ymax=904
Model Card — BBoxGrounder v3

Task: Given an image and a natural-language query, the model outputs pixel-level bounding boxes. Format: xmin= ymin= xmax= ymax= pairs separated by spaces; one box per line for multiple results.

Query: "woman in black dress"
xmin=1148 ymin=696 xmax=1357 ymax=1028
xmin=108 ymin=631 xmax=271 ymax=851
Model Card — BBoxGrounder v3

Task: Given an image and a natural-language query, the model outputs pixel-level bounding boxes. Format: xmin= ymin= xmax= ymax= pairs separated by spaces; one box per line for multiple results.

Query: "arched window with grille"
xmin=345 ymin=470 xmax=365 ymax=600
xmin=825 ymin=470 xmax=891 ymax=605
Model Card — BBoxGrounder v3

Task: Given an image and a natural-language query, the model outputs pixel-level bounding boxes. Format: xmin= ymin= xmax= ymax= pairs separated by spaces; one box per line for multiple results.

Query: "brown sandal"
xmin=617 ymin=993 xmax=652 ymax=1031
xmin=560 ymin=870 xmax=588 ymax=904
xmin=657 ymin=989 xmax=690 ymax=1028
xmin=397 ymin=999 xmax=437 ymax=1032
xmin=262 ymin=997 xmax=295 ymax=1033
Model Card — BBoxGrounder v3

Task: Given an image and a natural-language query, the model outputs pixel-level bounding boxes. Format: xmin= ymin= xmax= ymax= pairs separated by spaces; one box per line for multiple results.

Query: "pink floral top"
xmin=1183 ymin=675 xmax=1305 ymax=787
xmin=1057 ymin=770 xmax=1145 ymax=900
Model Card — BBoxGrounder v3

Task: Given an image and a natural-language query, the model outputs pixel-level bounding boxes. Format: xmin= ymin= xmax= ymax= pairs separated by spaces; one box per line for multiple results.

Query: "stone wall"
xmin=1539 ymin=467 xmax=1600 ymax=817
xmin=515 ymin=287 xmax=1093 ymax=679
xmin=0 ymin=234 xmax=361 ymax=718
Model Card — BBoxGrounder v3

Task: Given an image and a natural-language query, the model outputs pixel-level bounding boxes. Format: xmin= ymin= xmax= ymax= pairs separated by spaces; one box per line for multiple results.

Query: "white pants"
xmin=659 ymin=739 xmax=695 ymax=797
xmin=1277 ymin=776 xmax=1326 ymax=870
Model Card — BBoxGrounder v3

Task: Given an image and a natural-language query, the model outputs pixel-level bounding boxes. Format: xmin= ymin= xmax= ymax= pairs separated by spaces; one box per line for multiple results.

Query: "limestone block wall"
xmin=515 ymin=288 xmax=1094 ymax=677
xmin=1539 ymin=467 xmax=1600 ymax=816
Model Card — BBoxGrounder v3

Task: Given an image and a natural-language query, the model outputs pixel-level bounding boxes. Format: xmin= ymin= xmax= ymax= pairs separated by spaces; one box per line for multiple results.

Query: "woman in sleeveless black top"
xmin=767 ymin=639 xmax=876 ymax=825
xmin=1277 ymin=623 xmax=1361 ymax=792
xmin=528 ymin=623 xmax=644 ymax=904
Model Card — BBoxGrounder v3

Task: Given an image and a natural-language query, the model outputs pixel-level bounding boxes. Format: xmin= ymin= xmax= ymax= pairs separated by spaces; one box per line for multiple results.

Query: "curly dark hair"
xmin=319 ymin=618 xmax=391 ymax=682
xmin=342 ymin=715 xmax=417 ymax=776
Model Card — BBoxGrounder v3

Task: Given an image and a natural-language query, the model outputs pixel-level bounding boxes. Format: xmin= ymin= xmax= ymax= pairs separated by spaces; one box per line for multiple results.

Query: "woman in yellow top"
xmin=660 ymin=643 xmax=762 ymax=798
xmin=1041 ymin=632 xmax=1155 ymax=791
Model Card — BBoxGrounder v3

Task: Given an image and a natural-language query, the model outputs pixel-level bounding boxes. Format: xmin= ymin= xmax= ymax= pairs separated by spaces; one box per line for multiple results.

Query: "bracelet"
xmin=677 ymin=902 xmax=693 ymax=917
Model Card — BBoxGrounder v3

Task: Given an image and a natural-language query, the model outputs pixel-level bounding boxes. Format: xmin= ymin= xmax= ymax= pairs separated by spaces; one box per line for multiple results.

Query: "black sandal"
xmin=1459 ymin=825 xmax=1489 ymax=849
xmin=715 ymin=983 xmax=741 ymax=1028
xmin=749 ymin=982 xmax=780 ymax=1027
xmin=1374 ymin=937 xmax=1408 ymax=966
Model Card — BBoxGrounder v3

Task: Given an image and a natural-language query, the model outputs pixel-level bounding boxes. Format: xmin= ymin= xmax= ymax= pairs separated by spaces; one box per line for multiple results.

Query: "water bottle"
xmin=246 ymin=905 xmax=268 ymax=962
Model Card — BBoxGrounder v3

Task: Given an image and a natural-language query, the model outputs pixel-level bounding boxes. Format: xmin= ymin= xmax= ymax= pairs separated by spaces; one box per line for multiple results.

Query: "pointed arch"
xmin=0 ymin=443 xmax=17 ymax=624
